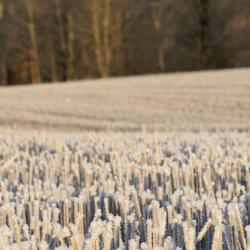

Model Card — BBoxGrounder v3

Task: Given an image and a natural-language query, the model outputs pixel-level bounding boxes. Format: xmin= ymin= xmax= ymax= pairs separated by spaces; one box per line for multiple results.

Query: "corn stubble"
xmin=0 ymin=132 xmax=249 ymax=250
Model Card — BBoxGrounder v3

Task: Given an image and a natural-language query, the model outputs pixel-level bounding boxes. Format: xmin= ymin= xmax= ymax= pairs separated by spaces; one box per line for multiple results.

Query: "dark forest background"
xmin=0 ymin=0 xmax=250 ymax=85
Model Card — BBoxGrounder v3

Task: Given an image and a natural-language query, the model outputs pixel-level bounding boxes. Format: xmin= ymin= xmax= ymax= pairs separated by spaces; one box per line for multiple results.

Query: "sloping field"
xmin=0 ymin=68 xmax=250 ymax=132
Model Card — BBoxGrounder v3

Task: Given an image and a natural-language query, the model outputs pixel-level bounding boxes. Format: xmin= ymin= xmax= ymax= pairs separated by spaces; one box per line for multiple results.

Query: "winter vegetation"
xmin=0 ymin=2 xmax=249 ymax=250
xmin=0 ymin=131 xmax=249 ymax=249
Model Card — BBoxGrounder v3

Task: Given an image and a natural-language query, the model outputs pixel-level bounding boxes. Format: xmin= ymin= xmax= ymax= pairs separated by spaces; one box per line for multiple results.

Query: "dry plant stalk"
xmin=0 ymin=132 xmax=248 ymax=249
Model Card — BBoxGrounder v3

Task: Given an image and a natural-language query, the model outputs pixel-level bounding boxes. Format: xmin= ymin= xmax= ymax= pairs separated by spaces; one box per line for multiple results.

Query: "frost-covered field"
xmin=0 ymin=131 xmax=249 ymax=249
xmin=0 ymin=69 xmax=250 ymax=249
xmin=0 ymin=68 xmax=250 ymax=132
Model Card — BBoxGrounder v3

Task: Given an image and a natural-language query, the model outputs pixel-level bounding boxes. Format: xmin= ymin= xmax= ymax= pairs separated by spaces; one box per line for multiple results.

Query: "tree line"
xmin=0 ymin=0 xmax=249 ymax=85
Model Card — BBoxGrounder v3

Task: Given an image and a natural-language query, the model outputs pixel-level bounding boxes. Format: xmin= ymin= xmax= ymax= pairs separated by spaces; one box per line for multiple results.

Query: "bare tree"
xmin=66 ymin=12 xmax=75 ymax=80
xmin=55 ymin=0 xmax=66 ymax=54
xmin=46 ymin=16 xmax=58 ymax=82
xmin=54 ymin=0 xmax=67 ymax=81
xmin=23 ymin=0 xmax=41 ymax=83
xmin=0 ymin=0 xmax=6 ymax=85
xmin=112 ymin=5 xmax=124 ymax=75
xmin=89 ymin=0 xmax=112 ymax=78
xmin=151 ymin=0 xmax=165 ymax=71
xmin=193 ymin=0 xmax=213 ymax=69
xmin=103 ymin=0 xmax=111 ymax=76
xmin=90 ymin=0 xmax=103 ymax=77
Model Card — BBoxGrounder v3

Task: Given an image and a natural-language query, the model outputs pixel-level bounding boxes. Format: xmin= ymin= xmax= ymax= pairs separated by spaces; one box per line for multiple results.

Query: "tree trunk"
xmin=195 ymin=0 xmax=212 ymax=69
xmin=54 ymin=0 xmax=66 ymax=80
xmin=55 ymin=0 xmax=66 ymax=52
xmin=47 ymin=23 xmax=58 ymax=82
xmin=66 ymin=13 xmax=75 ymax=80
xmin=0 ymin=0 xmax=6 ymax=85
xmin=152 ymin=0 xmax=166 ymax=72
xmin=24 ymin=0 xmax=41 ymax=83
xmin=103 ymin=0 xmax=111 ymax=77
xmin=91 ymin=0 xmax=107 ymax=78
xmin=113 ymin=5 xmax=123 ymax=75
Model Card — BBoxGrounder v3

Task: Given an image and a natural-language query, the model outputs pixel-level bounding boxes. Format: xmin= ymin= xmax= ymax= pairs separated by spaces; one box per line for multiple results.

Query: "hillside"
xmin=0 ymin=68 xmax=250 ymax=132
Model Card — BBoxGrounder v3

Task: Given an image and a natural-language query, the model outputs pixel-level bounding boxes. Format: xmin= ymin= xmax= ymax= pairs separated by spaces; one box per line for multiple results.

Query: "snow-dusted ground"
xmin=0 ymin=68 xmax=250 ymax=132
